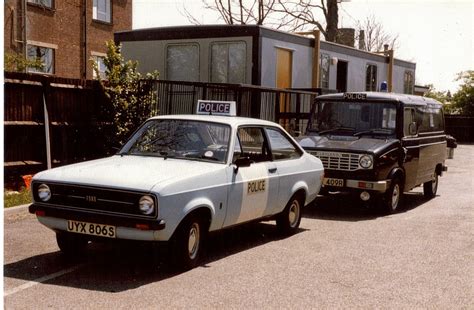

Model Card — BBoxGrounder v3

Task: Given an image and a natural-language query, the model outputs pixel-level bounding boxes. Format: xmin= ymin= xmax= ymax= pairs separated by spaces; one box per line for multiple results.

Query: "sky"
xmin=133 ymin=0 xmax=473 ymax=94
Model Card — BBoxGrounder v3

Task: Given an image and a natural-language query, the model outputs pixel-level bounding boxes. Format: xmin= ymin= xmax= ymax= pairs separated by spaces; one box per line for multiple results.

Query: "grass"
xmin=4 ymin=188 xmax=32 ymax=208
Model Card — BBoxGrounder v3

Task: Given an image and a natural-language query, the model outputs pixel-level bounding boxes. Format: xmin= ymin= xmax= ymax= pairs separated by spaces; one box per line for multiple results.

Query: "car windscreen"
xmin=308 ymin=101 xmax=397 ymax=137
xmin=120 ymin=119 xmax=231 ymax=163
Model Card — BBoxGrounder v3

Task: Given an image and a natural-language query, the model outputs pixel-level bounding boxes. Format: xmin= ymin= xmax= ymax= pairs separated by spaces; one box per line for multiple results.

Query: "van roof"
xmin=316 ymin=92 xmax=442 ymax=107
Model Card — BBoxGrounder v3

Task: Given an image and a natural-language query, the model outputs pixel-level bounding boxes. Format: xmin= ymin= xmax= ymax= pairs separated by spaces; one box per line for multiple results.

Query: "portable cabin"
xmin=115 ymin=25 xmax=416 ymax=94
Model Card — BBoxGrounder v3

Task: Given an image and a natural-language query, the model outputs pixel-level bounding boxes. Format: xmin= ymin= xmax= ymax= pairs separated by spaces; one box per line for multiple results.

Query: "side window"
xmin=404 ymin=108 xmax=416 ymax=136
xmin=166 ymin=44 xmax=199 ymax=81
xmin=416 ymin=107 xmax=444 ymax=133
xmin=265 ymin=128 xmax=302 ymax=160
xmin=236 ymin=127 xmax=270 ymax=163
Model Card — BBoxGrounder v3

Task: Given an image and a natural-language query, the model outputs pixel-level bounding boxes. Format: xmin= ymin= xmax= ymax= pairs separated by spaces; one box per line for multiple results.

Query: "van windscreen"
xmin=308 ymin=101 xmax=397 ymax=137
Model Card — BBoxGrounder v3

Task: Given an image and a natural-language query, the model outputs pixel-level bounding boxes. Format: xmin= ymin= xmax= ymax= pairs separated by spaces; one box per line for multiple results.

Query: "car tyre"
xmin=172 ymin=215 xmax=206 ymax=270
xmin=56 ymin=231 xmax=89 ymax=257
xmin=276 ymin=194 xmax=303 ymax=235
xmin=381 ymin=177 xmax=403 ymax=214
xmin=423 ymin=172 xmax=438 ymax=198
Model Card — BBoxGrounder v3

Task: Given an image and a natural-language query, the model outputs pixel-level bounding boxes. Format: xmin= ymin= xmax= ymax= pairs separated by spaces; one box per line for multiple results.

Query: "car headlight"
xmin=38 ymin=184 xmax=51 ymax=202
xmin=359 ymin=155 xmax=373 ymax=169
xmin=139 ymin=195 xmax=155 ymax=215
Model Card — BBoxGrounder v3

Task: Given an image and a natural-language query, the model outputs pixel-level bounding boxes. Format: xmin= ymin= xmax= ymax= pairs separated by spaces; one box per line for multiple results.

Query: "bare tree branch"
xmin=356 ymin=15 xmax=399 ymax=52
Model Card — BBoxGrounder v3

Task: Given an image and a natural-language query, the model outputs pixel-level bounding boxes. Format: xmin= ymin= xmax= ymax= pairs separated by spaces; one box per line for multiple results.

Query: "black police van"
xmin=298 ymin=92 xmax=450 ymax=213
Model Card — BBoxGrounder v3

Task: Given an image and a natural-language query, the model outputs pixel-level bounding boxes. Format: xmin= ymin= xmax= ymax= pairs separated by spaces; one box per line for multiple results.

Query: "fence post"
xmin=41 ymin=79 xmax=52 ymax=170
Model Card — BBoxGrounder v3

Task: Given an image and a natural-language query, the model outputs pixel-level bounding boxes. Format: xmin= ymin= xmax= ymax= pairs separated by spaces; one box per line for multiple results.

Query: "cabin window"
xmin=166 ymin=44 xmax=200 ymax=81
xmin=319 ymin=53 xmax=330 ymax=88
xmin=210 ymin=42 xmax=246 ymax=84
xmin=404 ymin=71 xmax=414 ymax=94
xmin=366 ymin=64 xmax=377 ymax=91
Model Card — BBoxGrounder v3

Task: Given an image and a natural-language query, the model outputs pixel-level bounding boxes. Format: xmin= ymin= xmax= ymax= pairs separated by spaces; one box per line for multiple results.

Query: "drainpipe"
xmin=23 ymin=0 xmax=27 ymax=69
xmin=312 ymin=29 xmax=321 ymax=89
xmin=82 ymin=0 xmax=87 ymax=79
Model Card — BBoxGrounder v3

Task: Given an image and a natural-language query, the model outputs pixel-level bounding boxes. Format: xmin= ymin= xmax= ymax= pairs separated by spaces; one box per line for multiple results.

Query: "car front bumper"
xmin=29 ymin=204 xmax=166 ymax=241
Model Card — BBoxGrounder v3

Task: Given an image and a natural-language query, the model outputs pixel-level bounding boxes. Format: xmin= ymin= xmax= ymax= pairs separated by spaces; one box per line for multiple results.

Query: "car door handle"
xmin=268 ymin=167 xmax=277 ymax=173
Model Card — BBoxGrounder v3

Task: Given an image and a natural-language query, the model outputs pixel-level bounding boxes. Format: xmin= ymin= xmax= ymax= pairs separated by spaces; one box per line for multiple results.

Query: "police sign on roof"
xmin=197 ymin=100 xmax=236 ymax=116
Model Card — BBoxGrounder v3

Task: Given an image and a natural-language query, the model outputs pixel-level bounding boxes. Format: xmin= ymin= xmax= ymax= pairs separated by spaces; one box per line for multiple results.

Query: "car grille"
xmin=310 ymin=151 xmax=360 ymax=171
xmin=32 ymin=182 xmax=157 ymax=218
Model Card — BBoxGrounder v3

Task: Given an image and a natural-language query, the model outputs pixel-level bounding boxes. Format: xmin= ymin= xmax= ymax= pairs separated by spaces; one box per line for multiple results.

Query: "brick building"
xmin=4 ymin=0 xmax=132 ymax=79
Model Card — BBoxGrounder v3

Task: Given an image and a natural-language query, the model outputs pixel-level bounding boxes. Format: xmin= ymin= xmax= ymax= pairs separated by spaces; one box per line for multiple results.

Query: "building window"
xmin=319 ymin=53 xmax=330 ymax=88
xmin=404 ymin=71 xmax=414 ymax=94
xmin=27 ymin=0 xmax=53 ymax=9
xmin=27 ymin=45 xmax=54 ymax=74
xmin=210 ymin=42 xmax=246 ymax=84
xmin=92 ymin=55 xmax=106 ymax=79
xmin=166 ymin=44 xmax=199 ymax=81
xmin=366 ymin=64 xmax=377 ymax=91
xmin=93 ymin=0 xmax=111 ymax=23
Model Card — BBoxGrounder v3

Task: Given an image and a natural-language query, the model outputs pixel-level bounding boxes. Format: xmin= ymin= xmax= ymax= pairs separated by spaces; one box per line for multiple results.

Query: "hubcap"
xmin=188 ymin=223 xmax=200 ymax=260
xmin=391 ymin=184 xmax=400 ymax=210
xmin=288 ymin=200 xmax=300 ymax=228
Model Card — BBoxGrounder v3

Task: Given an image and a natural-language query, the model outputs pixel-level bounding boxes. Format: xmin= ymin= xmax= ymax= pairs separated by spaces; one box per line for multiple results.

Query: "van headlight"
xmin=38 ymin=184 xmax=51 ymax=202
xmin=139 ymin=195 xmax=155 ymax=215
xmin=359 ymin=155 xmax=373 ymax=169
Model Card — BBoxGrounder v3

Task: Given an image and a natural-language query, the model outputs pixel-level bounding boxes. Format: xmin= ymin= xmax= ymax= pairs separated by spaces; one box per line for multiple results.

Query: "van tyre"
xmin=56 ymin=232 xmax=89 ymax=257
xmin=423 ymin=173 xmax=438 ymax=198
xmin=276 ymin=194 xmax=303 ymax=235
xmin=172 ymin=215 xmax=206 ymax=270
xmin=381 ymin=177 xmax=402 ymax=214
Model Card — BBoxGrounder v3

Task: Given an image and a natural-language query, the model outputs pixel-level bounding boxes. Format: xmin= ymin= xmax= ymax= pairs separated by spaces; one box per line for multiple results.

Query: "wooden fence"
xmin=445 ymin=115 xmax=474 ymax=143
xmin=4 ymin=72 xmax=113 ymax=187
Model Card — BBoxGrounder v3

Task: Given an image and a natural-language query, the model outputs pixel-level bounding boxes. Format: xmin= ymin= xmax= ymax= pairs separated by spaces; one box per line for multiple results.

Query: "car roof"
xmin=148 ymin=114 xmax=281 ymax=128
xmin=316 ymin=92 xmax=443 ymax=107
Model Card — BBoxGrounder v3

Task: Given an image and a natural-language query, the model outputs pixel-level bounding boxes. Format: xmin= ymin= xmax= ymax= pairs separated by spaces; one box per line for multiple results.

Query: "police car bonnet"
xmin=197 ymin=100 xmax=237 ymax=116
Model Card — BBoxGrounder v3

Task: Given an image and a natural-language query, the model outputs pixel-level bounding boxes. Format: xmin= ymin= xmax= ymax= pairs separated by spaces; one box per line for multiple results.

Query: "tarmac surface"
xmin=4 ymin=144 xmax=474 ymax=309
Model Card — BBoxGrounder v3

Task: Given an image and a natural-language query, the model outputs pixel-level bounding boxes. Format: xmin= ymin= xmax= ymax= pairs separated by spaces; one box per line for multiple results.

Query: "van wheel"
xmin=56 ymin=232 xmax=89 ymax=257
xmin=423 ymin=173 xmax=438 ymax=198
xmin=276 ymin=194 xmax=303 ymax=235
xmin=172 ymin=215 xmax=206 ymax=270
xmin=381 ymin=177 xmax=402 ymax=214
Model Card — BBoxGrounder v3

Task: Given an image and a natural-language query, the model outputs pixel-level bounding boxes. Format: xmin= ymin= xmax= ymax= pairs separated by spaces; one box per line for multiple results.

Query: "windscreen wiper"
xmin=353 ymin=128 xmax=393 ymax=137
xmin=318 ymin=126 xmax=355 ymax=135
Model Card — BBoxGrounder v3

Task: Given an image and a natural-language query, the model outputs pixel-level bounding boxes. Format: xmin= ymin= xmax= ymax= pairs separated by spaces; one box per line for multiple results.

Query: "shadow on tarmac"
xmin=4 ymin=191 xmax=432 ymax=293
xmin=4 ymin=222 xmax=306 ymax=293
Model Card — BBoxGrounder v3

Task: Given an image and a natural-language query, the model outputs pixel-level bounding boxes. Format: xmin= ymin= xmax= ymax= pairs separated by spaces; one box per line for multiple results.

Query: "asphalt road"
xmin=4 ymin=145 xmax=474 ymax=309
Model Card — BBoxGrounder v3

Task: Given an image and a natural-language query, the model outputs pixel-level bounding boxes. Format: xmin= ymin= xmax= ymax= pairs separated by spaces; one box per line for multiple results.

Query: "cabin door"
xmin=276 ymin=48 xmax=293 ymax=129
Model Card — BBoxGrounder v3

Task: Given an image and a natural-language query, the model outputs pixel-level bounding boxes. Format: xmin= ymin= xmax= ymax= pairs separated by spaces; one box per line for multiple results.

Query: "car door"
xmin=401 ymin=107 xmax=420 ymax=190
xmin=264 ymin=127 xmax=305 ymax=214
xmin=223 ymin=126 xmax=279 ymax=227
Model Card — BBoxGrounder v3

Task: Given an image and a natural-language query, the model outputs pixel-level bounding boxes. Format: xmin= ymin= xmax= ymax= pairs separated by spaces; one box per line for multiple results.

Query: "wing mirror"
xmin=408 ymin=122 xmax=417 ymax=135
xmin=233 ymin=157 xmax=252 ymax=173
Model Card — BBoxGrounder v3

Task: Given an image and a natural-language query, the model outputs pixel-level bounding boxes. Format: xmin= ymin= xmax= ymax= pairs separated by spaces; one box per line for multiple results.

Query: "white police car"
xmin=29 ymin=101 xmax=324 ymax=269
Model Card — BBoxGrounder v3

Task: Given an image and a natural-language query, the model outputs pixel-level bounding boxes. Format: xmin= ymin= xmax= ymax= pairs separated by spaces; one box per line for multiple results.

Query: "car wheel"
xmin=56 ymin=232 xmax=89 ymax=257
xmin=423 ymin=172 xmax=438 ymax=198
xmin=382 ymin=177 xmax=402 ymax=214
xmin=276 ymin=194 xmax=303 ymax=235
xmin=172 ymin=215 xmax=206 ymax=270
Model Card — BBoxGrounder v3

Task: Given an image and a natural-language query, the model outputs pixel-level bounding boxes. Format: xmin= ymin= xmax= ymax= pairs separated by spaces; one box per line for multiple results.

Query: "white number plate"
xmin=67 ymin=220 xmax=116 ymax=238
xmin=323 ymin=178 xmax=344 ymax=187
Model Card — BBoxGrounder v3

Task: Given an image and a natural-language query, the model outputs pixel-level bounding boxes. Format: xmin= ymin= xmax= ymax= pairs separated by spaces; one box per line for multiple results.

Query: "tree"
xmin=183 ymin=0 xmax=277 ymax=25
xmin=274 ymin=0 xmax=340 ymax=41
xmin=355 ymin=15 xmax=399 ymax=52
xmin=93 ymin=40 xmax=159 ymax=146
xmin=451 ymin=70 xmax=474 ymax=116
xmin=4 ymin=52 xmax=44 ymax=72
xmin=184 ymin=0 xmax=342 ymax=42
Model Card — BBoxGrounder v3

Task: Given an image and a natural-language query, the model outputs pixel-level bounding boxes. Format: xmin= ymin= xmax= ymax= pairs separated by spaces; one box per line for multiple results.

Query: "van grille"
xmin=310 ymin=151 xmax=360 ymax=171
